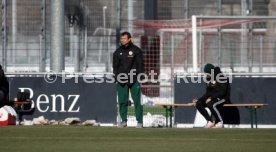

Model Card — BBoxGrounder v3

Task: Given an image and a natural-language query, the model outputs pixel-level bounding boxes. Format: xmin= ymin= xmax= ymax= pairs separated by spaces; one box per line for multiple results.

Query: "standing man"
xmin=113 ymin=32 xmax=144 ymax=128
xmin=193 ymin=63 xmax=230 ymax=128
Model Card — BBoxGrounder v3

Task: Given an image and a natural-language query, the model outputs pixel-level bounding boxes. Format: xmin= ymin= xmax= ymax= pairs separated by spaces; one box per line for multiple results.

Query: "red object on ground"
xmin=0 ymin=106 xmax=17 ymax=126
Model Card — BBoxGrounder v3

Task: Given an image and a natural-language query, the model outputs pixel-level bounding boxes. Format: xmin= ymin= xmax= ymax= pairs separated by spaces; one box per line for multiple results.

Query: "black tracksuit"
xmin=113 ymin=42 xmax=144 ymax=123
xmin=196 ymin=67 xmax=230 ymax=123
xmin=113 ymin=42 xmax=144 ymax=86
xmin=0 ymin=71 xmax=9 ymax=108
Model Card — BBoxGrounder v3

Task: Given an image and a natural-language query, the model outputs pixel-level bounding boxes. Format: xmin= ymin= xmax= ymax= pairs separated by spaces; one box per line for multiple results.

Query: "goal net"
xmin=134 ymin=16 xmax=276 ymax=73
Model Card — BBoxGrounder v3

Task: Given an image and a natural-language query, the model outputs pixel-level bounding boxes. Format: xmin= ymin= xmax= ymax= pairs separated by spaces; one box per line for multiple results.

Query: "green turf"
xmin=0 ymin=126 xmax=276 ymax=152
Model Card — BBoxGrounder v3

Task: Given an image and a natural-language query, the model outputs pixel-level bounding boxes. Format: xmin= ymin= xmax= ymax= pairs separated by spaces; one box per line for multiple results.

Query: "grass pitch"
xmin=0 ymin=126 xmax=276 ymax=152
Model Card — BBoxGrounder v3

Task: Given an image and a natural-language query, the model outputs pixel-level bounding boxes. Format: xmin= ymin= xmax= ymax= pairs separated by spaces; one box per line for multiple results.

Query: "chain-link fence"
xmin=1 ymin=0 xmax=273 ymax=72
xmin=1 ymin=0 xmax=275 ymax=127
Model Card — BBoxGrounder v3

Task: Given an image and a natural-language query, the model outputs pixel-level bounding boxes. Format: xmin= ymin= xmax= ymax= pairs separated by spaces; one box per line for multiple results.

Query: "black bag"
xmin=17 ymin=92 xmax=30 ymax=102
xmin=16 ymin=91 xmax=31 ymax=110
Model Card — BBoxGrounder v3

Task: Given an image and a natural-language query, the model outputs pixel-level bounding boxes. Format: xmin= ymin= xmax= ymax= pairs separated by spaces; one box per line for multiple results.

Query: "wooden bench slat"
xmin=157 ymin=103 xmax=268 ymax=107
xmin=13 ymin=101 xmax=32 ymax=105
xmin=223 ymin=104 xmax=268 ymax=107
xmin=157 ymin=103 xmax=194 ymax=107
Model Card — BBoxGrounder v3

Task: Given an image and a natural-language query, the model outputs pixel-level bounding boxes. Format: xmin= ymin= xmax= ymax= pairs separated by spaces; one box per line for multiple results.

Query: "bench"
xmin=157 ymin=103 xmax=268 ymax=128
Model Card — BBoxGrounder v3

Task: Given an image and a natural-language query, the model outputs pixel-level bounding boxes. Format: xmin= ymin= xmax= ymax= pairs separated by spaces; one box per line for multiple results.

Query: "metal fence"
xmin=1 ymin=0 xmax=276 ymax=126
xmin=1 ymin=0 xmax=274 ymax=72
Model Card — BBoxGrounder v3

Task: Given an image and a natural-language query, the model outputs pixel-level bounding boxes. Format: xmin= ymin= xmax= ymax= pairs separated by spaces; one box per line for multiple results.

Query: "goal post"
xmin=134 ymin=15 xmax=276 ymax=74
xmin=192 ymin=15 xmax=198 ymax=73
xmin=192 ymin=15 xmax=276 ymax=73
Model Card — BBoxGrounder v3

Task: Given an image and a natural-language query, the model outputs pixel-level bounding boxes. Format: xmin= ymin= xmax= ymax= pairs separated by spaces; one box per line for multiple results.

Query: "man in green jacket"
xmin=113 ymin=32 xmax=144 ymax=128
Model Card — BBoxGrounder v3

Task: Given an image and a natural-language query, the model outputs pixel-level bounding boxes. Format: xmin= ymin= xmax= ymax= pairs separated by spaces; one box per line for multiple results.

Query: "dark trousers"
xmin=0 ymin=90 xmax=8 ymax=108
xmin=195 ymin=98 xmax=225 ymax=123
xmin=117 ymin=81 xmax=143 ymax=123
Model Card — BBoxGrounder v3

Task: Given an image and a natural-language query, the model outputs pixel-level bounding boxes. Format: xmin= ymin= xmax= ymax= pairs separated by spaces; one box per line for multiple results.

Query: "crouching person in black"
xmin=0 ymin=65 xmax=9 ymax=108
xmin=193 ymin=63 xmax=230 ymax=128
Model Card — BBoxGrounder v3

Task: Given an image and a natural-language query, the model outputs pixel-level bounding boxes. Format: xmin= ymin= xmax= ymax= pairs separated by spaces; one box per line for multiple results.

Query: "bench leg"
xmin=164 ymin=106 xmax=173 ymax=128
xmin=247 ymin=107 xmax=254 ymax=128
xmin=169 ymin=106 xmax=173 ymax=128
xmin=18 ymin=113 xmax=23 ymax=125
xmin=165 ymin=106 xmax=168 ymax=128
xmin=247 ymin=107 xmax=259 ymax=129
xmin=254 ymin=108 xmax=258 ymax=128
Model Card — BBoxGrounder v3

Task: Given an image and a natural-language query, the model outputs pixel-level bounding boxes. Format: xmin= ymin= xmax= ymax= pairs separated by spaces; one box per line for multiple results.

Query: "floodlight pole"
xmin=50 ymin=0 xmax=65 ymax=72
xmin=1 ymin=0 xmax=7 ymax=71
xmin=127 ymin=0 xmax=133 ymax=34
xmin=217 ymin=0 xmax=222 ymax=67
xmin=40 ymin=0 xmax=46 ymax=72
xmin=12 ymin=0 xmax=17 ymax=65
xmin=192 ymin=15 xmax=198 ymax=73
xmin=116 ymin=0 xmax=121 ymax=48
